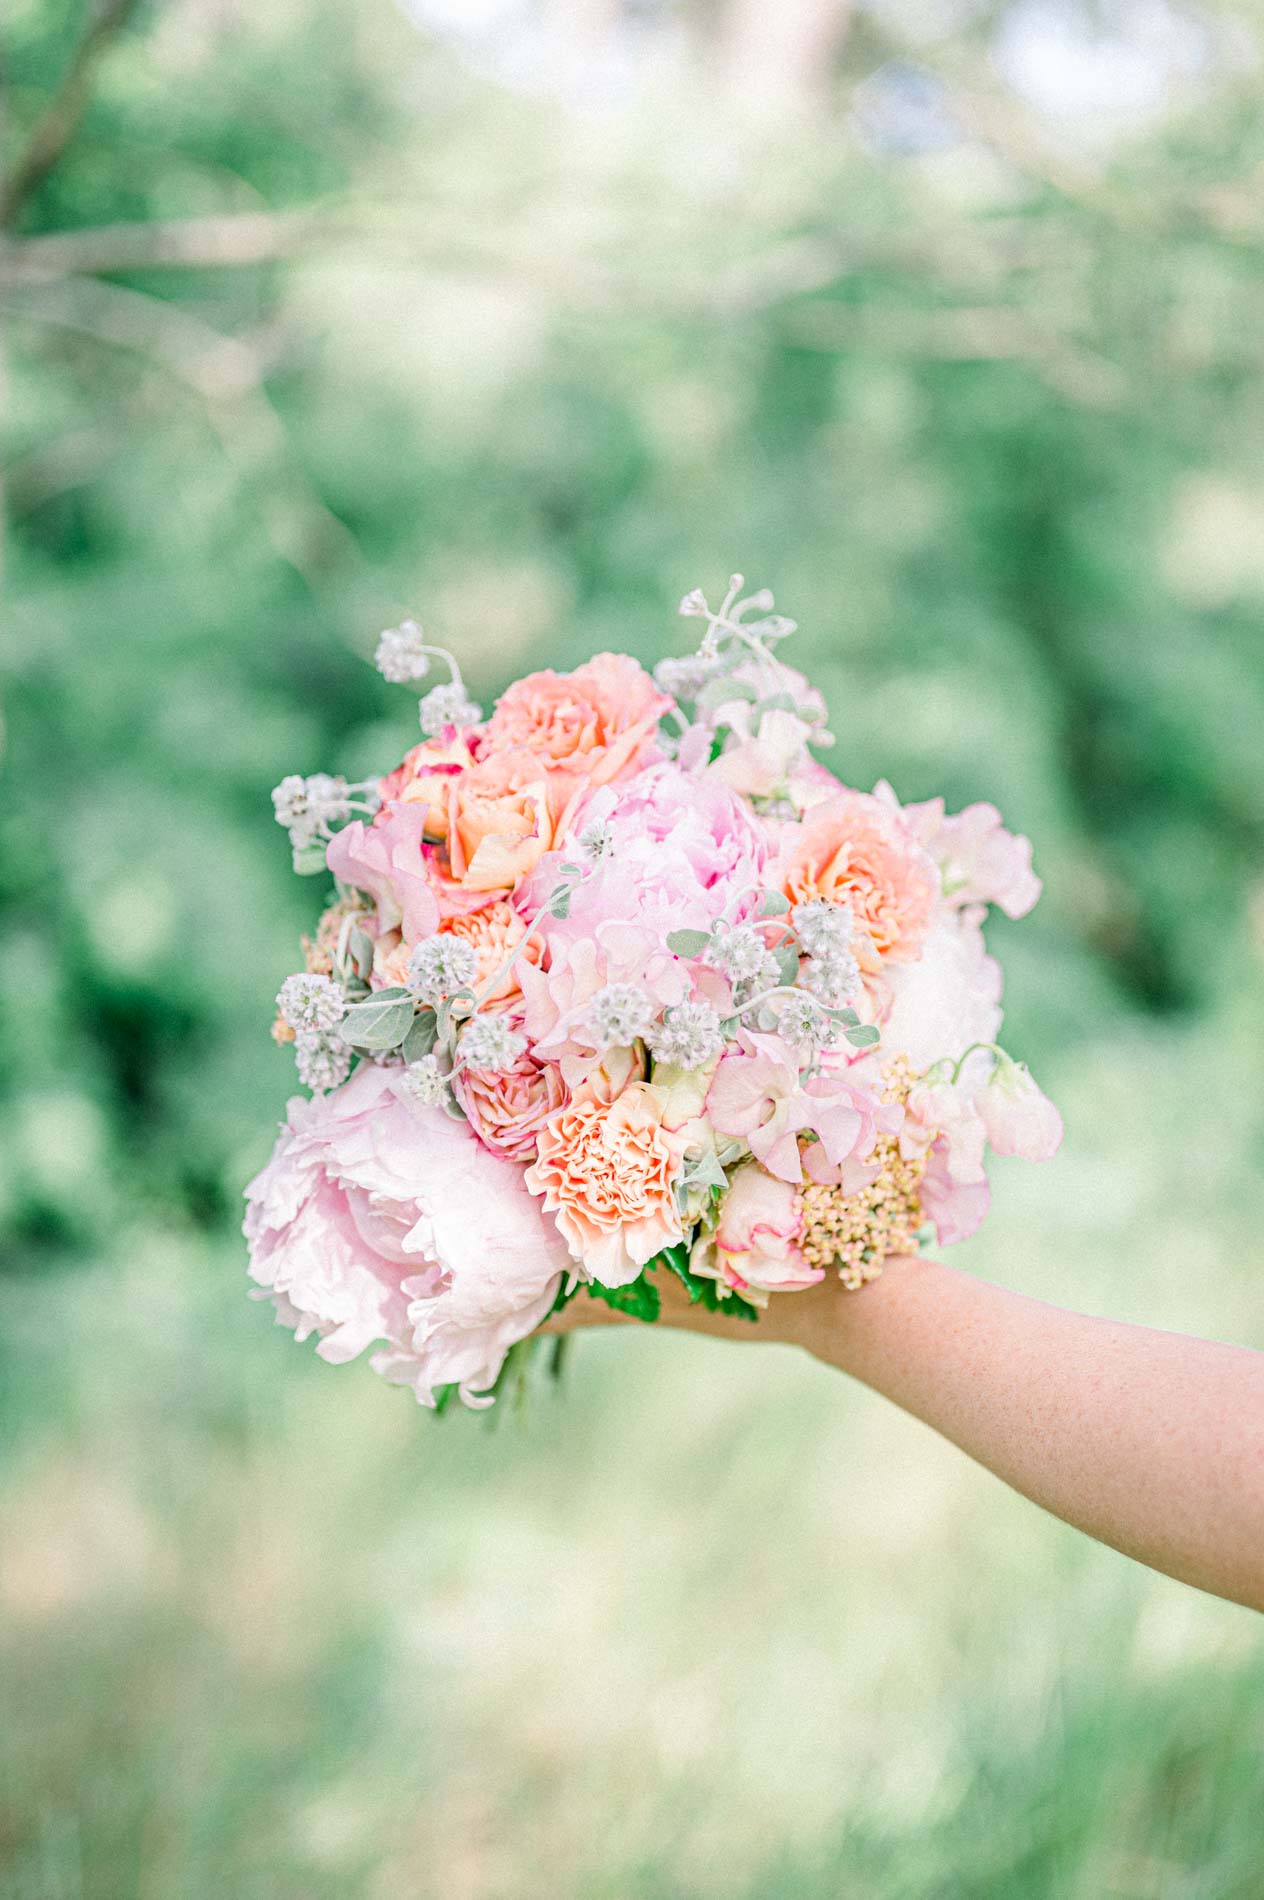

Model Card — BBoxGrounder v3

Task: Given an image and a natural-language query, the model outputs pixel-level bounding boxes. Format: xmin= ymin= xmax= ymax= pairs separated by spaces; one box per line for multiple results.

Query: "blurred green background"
xmin=3 ymin=1 xmax=1264 ymax=1895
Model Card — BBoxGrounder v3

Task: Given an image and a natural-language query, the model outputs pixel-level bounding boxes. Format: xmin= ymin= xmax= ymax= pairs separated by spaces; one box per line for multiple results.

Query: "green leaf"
xmin=774 ymin=942 xmax=801 ymax=986
xmin=347 ymin=925 xmax=375 ymax=982
xmin=652 ymin=1244 xmax=760 ymax=1323
xmin=401 ymin=1009 xmax=437 ymax=1064
xmin=667 ymin=928 xmax=712 ymax=959
xmin=697 ymin=672 xmax=755 ymax=714
xmin=759 ymin=890 xmax=791 ymax=918
xmin=586 ymin=1273 xmax=661 ymax=1322
xmin=846 ymin=1024 xmax=881 ymax=1048
xmin=432 ymin=1383 xmax=460 ymax=1416
xmin=291 ymin=844 xmax=329 ymax=876
xmin=341 ymin=989 xmax=416 ymax=1051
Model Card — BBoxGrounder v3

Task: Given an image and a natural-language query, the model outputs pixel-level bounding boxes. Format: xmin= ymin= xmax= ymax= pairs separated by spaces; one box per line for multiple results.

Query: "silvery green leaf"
xmin=347 ymin=926 xmax=375 ymax=982
xmin=696 ymin=673 xmax=755 ymax=714
xmin=774 ymin=943 xmax=800 ymax=986
xmin=826 ymin=1006 xmax=860 ymax=1026
xmin=666 ymin=928 xmax=712 ymax=959
xmin=549 ymin=890 xmax=572 ymax=919
xmin=291 ymin=844 xmax=329 ymax=875
xmin=401 ymin=1010 xmax=437 ymax=1064
xmin=846 ymin=1024 xmax=881 ymax=1048
xmin=341 ymin=990 xmax=415 ymax=1051
xmin=758 ymin=891 xmax=790 ymax=918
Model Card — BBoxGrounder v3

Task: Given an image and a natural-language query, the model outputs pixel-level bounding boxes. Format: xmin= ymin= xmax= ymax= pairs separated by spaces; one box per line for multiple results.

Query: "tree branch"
xmin=0 ymin=0 xmax=143 ymax=231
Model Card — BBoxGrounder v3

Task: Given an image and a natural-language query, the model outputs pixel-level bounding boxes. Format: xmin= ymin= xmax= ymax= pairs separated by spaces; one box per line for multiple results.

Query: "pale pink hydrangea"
xmin=244 ymin=1064 xmax=570 ymax=1404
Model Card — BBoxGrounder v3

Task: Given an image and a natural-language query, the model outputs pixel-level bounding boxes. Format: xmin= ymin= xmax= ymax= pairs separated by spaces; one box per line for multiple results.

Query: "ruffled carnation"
xmin=524 ymin=1079 xmax=687 ymax=1286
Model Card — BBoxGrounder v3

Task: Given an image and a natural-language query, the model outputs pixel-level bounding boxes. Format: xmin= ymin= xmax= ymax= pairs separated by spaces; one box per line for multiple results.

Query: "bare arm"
xmin=551 ymin=1258 xmax=1264 ymax=1611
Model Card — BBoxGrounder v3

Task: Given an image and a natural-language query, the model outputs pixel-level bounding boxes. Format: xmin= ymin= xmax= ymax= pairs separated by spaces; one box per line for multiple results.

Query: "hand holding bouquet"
xmin=246 ymin=577 xmax=1061 ymax=1409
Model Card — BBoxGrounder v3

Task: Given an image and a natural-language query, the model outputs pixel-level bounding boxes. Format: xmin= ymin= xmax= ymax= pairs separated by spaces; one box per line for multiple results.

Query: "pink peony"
xmin=525 ymin=764 xmax=776 ymax=949
xmin=524 ymin=1079 xmax=687 ymax=1285
xmin=455 ymin=1050 xmax=568 ymax=1162
xmin=974 ymin=1055 xmax=1063 ymax=1161
xmin=780 ymin=790 xmax=938 ymax=971
xmin=692 ymin=1160 xmax=822 ymax=1301
xmin=244 ymin=1064 xmax=569 ymax=1404
xmin=482 ymin=653 xmax=672 ymax=786
xmin=707 ymin=1031 xmax=898 ymax=1187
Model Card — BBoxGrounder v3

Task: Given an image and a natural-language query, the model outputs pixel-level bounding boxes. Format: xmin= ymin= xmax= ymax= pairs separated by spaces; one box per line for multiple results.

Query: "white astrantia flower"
xmin=398 ymin=1054 xmax=451 ymax=1106
xmin=407 ymin=936 xmax=479 ymax=1004
xmin=459 ymin=1016 xmax=527 ymax=1073
xmin=705 ymin=923 xmax=779 ymax=987
xmin=799 ymin=948 xmax=861 ymax=1009
xmin=653 ymin=653 xmax=727 ymax=701
xmin=419 ymin=680 xmax=483 ymax=737
xmin=775 ymin=993 xmax=828 ymax=1050
xmin=375 ymin=618 xmax=431 ymax=684
xmin=271 ymin=772 xmax=352 ymax=848
xmin=792 ymin=898 xmax=854 ymax=959
xmin=294 ymin=1029 xmax=352 ymax=1093
xmin=277 ymin=972 xmax=347 ymax=1033
xmin=584 ymin=983 xmax=656 ymax=1050
xmin=576 ymin=818 xmax=615 ymax=862
xmin=647 ymin=1000 xmax=725 ymax=1071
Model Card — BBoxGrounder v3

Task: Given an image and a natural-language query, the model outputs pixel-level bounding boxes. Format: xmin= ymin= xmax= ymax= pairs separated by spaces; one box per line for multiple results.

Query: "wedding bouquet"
xmin=245 ymin=576 xmax=1061 ymax=1409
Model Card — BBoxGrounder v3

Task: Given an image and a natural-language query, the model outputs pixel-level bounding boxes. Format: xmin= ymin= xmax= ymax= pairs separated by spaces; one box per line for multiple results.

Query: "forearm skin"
xmin=774 ymin=1257 xmax=1264 ymax=1612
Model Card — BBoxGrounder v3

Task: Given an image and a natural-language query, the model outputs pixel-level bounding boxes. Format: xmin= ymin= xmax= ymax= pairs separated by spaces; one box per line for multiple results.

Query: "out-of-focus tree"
xmin=1 ymin=0 xmax=1262 ymax=1270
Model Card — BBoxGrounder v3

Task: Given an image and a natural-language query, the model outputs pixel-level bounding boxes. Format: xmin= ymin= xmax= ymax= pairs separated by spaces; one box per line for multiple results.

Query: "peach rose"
xmin=445 ymin=747 xmax=578 ymax=894
xmin=383 ymin=729 xmax=481 ymax=837
xmin=439 ymin=898 xmax=541 ymax=1006
xmin=781 ymin=790 xmax=938 ymax=971
xmin=524 ymin=1080 xmax=687 ymax=1286
xmin=455 ymin=1052 xmax=568 ymax=1162
xmin=481 ymin=653 xmax=671 ymax=787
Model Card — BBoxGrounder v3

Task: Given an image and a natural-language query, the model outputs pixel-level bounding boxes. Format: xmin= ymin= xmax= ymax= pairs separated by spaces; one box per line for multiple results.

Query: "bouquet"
xmin=245 ymin=576 xmax=1062 ymax=1409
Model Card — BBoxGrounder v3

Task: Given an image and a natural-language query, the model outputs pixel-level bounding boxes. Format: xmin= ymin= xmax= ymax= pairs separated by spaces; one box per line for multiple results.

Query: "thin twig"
xmin=0 ymin=272 xmax=362 ymax=585
xmin=0 ymin=0 xmax=143 ymax=230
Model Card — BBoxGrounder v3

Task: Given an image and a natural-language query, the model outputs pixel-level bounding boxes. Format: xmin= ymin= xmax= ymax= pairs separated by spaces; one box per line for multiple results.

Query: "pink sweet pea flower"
xmin=974 ymin=1055 xmax=1063 ymax=1161
xmin=694 ymin=1160 xmax=822 ymax=1301
xmin=326 ymin=803 xmax=440 ymax=943
xmin=706 ymin=1031 xmax=897 ymax=1187
xmin=882 ymin=784 xmax=1041 ymax=921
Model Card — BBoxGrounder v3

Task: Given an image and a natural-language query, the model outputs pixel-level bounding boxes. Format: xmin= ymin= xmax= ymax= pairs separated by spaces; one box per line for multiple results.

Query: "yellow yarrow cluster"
xmin=799 ymin=1056 xmax=927 ymax=1290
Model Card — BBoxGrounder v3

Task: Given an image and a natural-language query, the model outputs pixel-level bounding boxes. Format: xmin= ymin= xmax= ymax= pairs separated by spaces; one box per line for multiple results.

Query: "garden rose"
xmin=482 ymin=653 xmax=671 ymax=785
xmin=455 ymin=1050 xmax=568 ymax=1162
xmin=780 ymin=790 xmax=938 ymax=970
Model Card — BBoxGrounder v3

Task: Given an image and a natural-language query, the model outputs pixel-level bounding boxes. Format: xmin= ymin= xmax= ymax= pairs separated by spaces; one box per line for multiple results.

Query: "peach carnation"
xmin=481 ymin=653 xmax=671 ymax=787
xmin=524 ymin=1080 xmax=687 ymax=1286
xmin=438 ymin=898 xmax=541 ymax=1005
xmin=781 ymin=790 xmax=938 ymax=971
